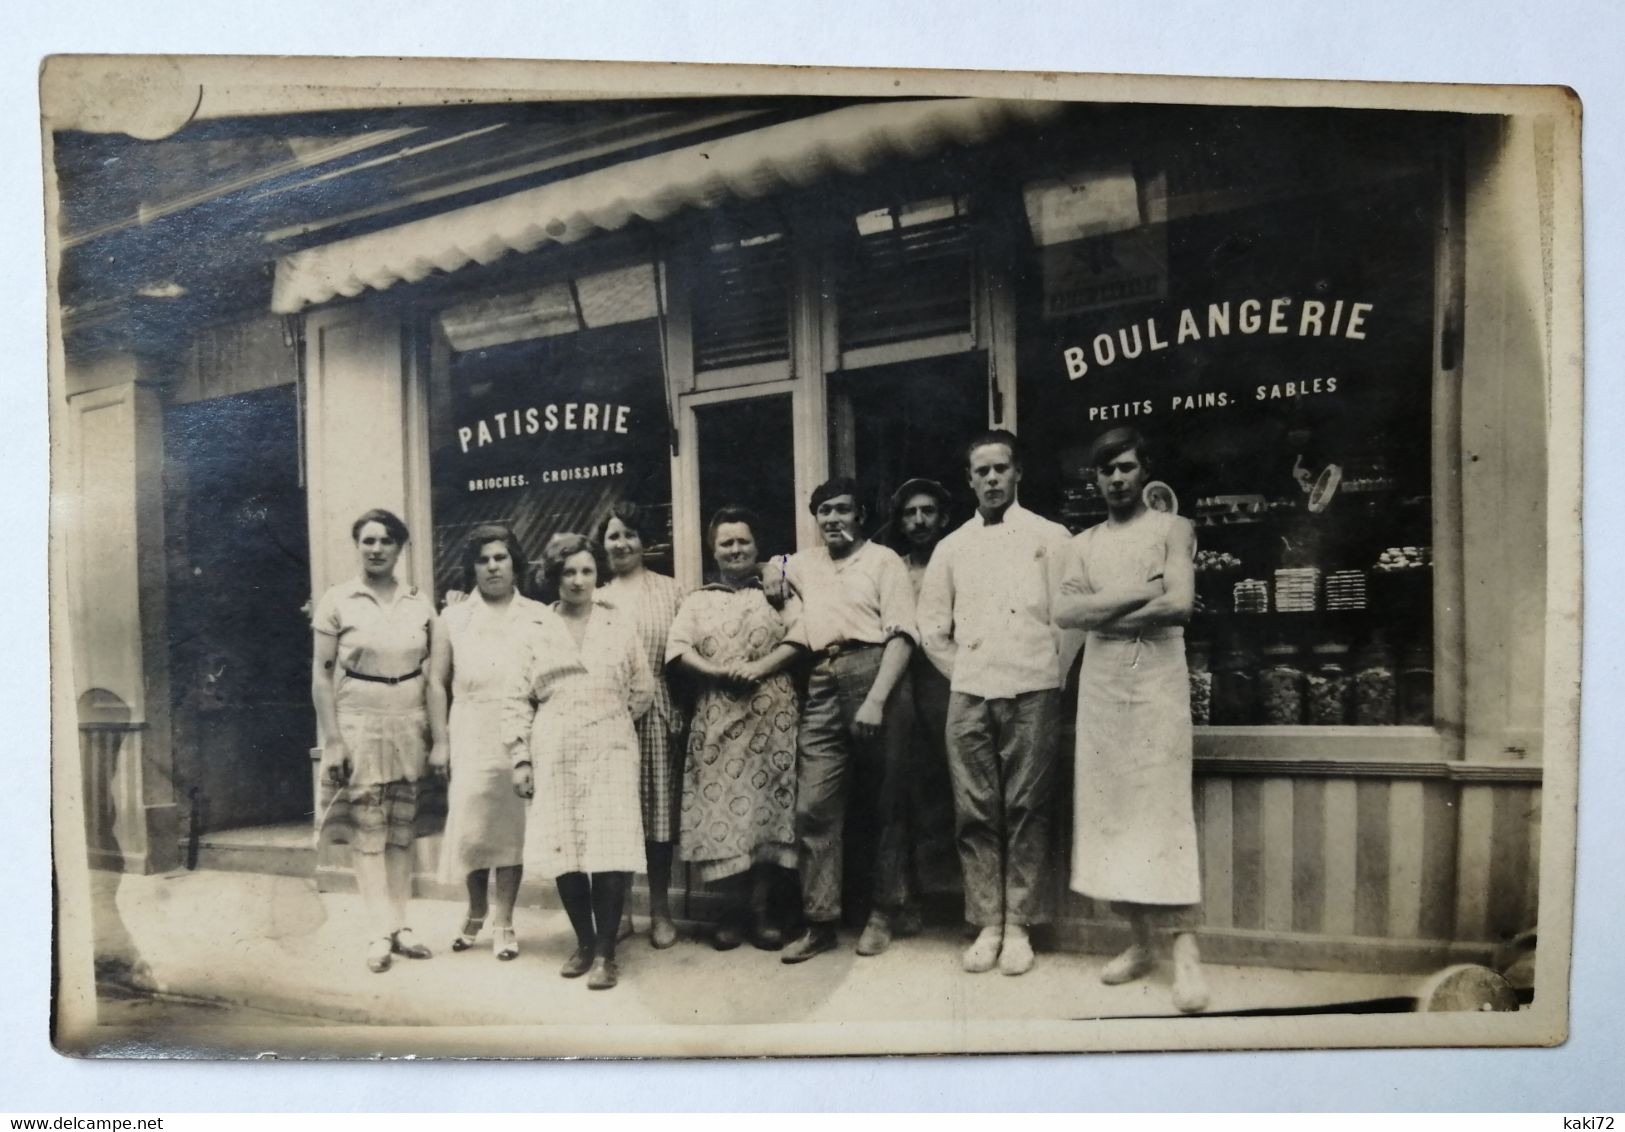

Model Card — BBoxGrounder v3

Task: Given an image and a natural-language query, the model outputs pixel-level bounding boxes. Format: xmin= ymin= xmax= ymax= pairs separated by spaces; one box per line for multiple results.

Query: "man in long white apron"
xmin=1055 ymin=426 xmax=1208 ymax=1013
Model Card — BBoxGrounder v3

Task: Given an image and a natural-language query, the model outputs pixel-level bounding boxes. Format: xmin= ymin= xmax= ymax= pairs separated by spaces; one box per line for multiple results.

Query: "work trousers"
xmin=796 ymin=647 xmax=913 ymax=923
xmin=945 ymin=687 xmax=1061 ymax=928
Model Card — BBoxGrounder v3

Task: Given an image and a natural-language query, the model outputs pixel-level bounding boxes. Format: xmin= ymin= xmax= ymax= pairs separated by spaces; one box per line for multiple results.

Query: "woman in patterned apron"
xmin=507 ymin=533 xmax=654 ymax=990
xmin=598 ymin=502 xmax=688 ymax=949
xmin=428 ymin=524 xmax=550 ymax=962
xmin=666 ymin=506 xmax=803 ymax=951
xmin=311 ymin=508 xmax=439 ymax=974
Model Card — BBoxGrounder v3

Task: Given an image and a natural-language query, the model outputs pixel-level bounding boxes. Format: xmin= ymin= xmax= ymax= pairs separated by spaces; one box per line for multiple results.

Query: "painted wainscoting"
xmin=1051 ymin=753 xmax=1543 ymax=975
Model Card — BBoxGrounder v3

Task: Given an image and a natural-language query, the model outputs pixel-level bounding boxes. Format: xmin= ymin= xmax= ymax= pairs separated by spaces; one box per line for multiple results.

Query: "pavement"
xmin=77 ymin=867 xmax=1422 ymax=1055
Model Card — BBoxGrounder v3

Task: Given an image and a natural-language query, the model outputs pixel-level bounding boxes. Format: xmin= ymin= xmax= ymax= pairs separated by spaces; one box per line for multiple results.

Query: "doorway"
xmin=164 ymin=385 xmax=314 ymax=835
xmin=827 ymin=353 xmax=989 ymax=534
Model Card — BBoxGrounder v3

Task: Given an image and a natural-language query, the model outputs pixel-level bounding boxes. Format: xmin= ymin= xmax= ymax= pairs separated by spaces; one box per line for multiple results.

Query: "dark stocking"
xmin=556 ymin=872 xmax=596 ymax=951
xmin=645 ymin=840 xmax=674 ymax=921
xmin=591 ymin=871 xmax=630 ymax=960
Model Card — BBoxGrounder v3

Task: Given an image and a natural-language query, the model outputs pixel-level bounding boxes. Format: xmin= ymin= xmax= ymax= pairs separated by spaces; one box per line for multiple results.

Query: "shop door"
xmin=164 ymin=385 xmax=314 ymax=833
xmin=827 ymin=353 xmax=989 ymax=530
xmin=690 ymin=392 xmax=798 ymax=572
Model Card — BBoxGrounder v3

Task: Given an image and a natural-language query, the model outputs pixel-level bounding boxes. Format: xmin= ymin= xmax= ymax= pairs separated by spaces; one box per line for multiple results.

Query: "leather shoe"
xmin=713 ymin=919 xmax=745 ymax=951
xmin=780 ymin=924 xmax=838 ymax=964
xmin=560 ymin=945 xmax=594 ymax=978
xmin=855 ymin=911 xmax=893 ymax=957
xmin=390 ymin=928 xmax=432 ymax=960
xmin=751 ymin=922 xmax=785 ymax=951
xmin=365 ymin=936 xmax=393 ymax=974
xmin=586 ymin=957 xmax=619 ymax=990
xmin=650 ymin=916 xmax=678 ymax=950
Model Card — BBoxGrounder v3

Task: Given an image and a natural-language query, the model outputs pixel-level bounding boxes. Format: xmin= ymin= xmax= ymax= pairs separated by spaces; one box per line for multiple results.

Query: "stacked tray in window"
xmin=1273 ymin=567 xmax=1321 ymax=613
xmin=1324 ymin=569 xmax=1368 ymax=611
xmin=1232 ymin=578 xmax=1270 ymax=614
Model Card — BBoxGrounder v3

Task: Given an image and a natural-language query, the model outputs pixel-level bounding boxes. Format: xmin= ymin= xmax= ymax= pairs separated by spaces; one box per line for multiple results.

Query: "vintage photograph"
xmin=44 ymin=57 xmax=1581 ymax=1058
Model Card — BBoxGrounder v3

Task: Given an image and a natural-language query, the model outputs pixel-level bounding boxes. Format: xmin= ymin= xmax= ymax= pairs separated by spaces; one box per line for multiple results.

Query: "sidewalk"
xmin=85 ymin=868 xmax=1419 ymax=1037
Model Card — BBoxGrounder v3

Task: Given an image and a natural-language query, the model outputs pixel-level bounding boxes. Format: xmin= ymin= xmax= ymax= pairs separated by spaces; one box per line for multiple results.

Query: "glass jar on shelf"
xmin=1259 ymin=642 xmax=1306 ymax=725
xmin=1187 ymin=639 xmax=1213 ymax=725
xmin=1354 ymin=634 xmax=1399 ymax=726
xmin=1307 ymin=640 xmax=1353 ymax=725
xmin=1212 ymin=640 xmax=1257 ymax=725
xmin=1399 ymin=641 xmax=1434 ymax=726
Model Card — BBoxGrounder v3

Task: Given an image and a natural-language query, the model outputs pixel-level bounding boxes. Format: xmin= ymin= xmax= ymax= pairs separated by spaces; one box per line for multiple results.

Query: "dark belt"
xmin=343 ymin=666 xmax=423 ymax=685
xmin=816 ymin=640 xmax=882 ymax=662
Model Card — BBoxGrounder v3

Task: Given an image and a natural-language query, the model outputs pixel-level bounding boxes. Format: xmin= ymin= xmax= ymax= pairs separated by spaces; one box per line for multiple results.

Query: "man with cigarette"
xmin=917 ymin=431 xmax=1082 ymax=975
xmin=778 ymin=477 xmax=918 ymax=963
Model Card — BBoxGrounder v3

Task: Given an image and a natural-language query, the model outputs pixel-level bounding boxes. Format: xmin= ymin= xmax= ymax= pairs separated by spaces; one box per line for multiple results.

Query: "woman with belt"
xmin=507 ymin=533 xmax=654 ymax=990
xmin=597 ymin=502 xmax=688 ymax=950
xmin=666 ymin=506 xmax=803 ymax=950
xmin=428 ymin=524 xmax=550 ymax=962
xmin=312 ymin=508 xmax=439 ymax=974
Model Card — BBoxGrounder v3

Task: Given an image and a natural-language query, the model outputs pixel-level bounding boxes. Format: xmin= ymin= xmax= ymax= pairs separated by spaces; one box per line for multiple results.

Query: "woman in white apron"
xmin=1056 ymin=428 xmax=1208 ymax=1013
xmin=428 ymin=524 xmax=550 ymax=962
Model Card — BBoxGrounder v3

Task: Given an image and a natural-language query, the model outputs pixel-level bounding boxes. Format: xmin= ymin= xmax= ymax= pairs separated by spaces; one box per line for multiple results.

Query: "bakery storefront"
xmin=255 ymin=97 xmax=1554 ymax=972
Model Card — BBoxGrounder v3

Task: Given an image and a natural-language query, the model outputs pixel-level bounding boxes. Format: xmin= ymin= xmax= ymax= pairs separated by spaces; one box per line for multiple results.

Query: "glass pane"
xmin=694 ymin=395 xmax=797 ymax=571
xmin=428 ymin=319 xmax=673 ymax=599
xmin=827 ymin=354 xmax=987 ymax=536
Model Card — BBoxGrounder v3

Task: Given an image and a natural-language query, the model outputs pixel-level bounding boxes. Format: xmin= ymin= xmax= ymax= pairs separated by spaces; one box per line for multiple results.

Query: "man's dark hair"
xmin=1087 ymin=427 xmax=1154 ymax=475
xmin=807 ymin=476 xmax=867 ymax=524
xmin=963 ymin=429 xmax=1023 ymax=471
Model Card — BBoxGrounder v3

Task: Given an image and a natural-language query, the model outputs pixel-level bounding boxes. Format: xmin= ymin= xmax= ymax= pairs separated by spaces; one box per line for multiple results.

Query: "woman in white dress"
xmin=428 ymin=524 xmax=550 ymax=962
xmin=507 ymin=533 xmax=654 ymax=990
xmin=1055 ymin=427 xmax=1208 ymax=1013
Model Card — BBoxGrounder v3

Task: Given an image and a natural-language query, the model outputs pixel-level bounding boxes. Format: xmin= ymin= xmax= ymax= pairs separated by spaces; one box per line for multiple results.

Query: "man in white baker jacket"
xmin=916 ymin=430 xmax=1083 ymax=976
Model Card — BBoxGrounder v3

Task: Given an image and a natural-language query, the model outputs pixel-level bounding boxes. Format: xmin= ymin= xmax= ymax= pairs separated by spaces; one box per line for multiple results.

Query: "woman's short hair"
xmin=705 ymin=505 xmax=762 ymax=557
xmin=351 ymin=508 xmax=410 ymax=545
xmin=460 ymin=524 xmax=528 ymax=594
xmin=1086 ymin=427 xmax=1154 ymax=475
xmin=595 ymin=499 xmax=648 ymax=546
xmin=537 ymin=532 xmax=608 ymax=591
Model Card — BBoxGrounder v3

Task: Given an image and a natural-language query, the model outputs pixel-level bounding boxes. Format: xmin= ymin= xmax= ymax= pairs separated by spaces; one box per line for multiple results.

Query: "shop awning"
xmin=269 ymin=98 xmax=1061 ymax=314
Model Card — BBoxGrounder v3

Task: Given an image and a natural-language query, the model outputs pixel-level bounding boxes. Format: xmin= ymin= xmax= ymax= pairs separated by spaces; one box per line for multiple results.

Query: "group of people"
xmin=310 ymin=424 xmax=1210 ymax=1012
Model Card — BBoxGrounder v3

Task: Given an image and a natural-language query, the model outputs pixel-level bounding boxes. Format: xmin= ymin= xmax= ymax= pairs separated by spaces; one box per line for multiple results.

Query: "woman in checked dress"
xmin=507 ymin=533 xmax=654 ymax=990
xmin=597 ymin=502 xmax=688 ymax=949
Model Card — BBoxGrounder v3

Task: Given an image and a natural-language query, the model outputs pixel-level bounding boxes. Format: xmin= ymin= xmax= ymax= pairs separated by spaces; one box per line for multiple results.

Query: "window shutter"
xmin=691 ymin=233 xmax=792 ymax=373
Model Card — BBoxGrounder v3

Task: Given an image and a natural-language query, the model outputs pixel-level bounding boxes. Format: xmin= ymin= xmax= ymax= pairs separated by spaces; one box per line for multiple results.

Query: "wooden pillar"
xmin=61 ymin=352 xmax=178 ymax=874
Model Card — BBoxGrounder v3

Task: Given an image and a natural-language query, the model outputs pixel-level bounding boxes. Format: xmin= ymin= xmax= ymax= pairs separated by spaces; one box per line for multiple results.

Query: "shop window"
xmin=836 ymin=195 xmax=974 ymax=355
xmin=691 ymin=228 xmax=791 ymax=374
xmin=427 ymin=270 xmax=674 ymax=600
xmin=1016 ymin=173 xmax=1438 ymax=729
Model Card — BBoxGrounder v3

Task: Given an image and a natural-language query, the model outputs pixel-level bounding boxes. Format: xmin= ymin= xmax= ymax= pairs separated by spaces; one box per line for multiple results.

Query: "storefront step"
xmin=187 ymin=822 xmax=313 ymax=878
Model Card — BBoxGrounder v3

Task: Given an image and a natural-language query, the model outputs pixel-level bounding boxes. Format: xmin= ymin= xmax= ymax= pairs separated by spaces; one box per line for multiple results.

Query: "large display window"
xmin=1015 ymin=151 xmax=1440 ymax=729
xmin=427 ymin=262 xmax=675 ymax=596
